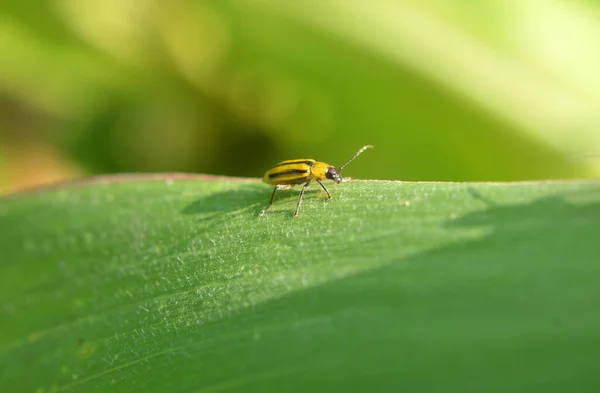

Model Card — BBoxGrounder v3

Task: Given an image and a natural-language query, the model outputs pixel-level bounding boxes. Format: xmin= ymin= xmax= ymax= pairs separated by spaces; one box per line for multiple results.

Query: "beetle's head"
xmin=326 ymin=166 xmax=342 ymax=183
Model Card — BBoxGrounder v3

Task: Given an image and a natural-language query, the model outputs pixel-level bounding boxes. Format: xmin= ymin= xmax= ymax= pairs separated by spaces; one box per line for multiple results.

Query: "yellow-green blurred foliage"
xmin=1 ymin=0 xmax=600 ymax=193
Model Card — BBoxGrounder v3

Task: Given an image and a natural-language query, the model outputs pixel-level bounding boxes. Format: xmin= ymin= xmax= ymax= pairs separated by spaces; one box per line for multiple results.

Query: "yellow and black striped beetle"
xmin=259 ymin=145 xmax=373 ymax=217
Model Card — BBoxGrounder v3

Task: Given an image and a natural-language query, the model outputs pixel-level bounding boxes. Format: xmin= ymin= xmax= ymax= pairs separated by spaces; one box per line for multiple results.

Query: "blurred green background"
xmin=1 ymin=0 xmax=600 ymax=194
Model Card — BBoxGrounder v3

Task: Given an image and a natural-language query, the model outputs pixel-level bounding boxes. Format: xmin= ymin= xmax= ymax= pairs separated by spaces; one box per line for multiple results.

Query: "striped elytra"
xmin=264 ymin=159 xmax=315 ymax=185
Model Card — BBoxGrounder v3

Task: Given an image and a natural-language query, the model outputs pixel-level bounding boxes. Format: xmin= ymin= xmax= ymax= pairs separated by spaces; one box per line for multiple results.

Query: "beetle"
xmin=259 ymin=145 xmax=373 ymax=217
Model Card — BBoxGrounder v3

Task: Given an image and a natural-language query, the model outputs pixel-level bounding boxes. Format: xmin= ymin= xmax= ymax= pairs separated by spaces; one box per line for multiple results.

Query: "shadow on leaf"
xmin=182 ymin=184 xmax=327 ymax=222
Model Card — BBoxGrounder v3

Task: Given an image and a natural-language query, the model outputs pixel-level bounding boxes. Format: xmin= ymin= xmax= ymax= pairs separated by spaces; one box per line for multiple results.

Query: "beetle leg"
xmin=316 ymin=179 xmax=332 ymax=200
xmin=293 ymin=181 xmax=310 ymax=217
xmin=259 ymin=185 xmax=290 ymax=216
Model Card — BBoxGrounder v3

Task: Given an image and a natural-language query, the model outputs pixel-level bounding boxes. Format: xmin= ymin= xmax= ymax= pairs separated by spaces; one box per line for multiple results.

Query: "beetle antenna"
xmin=338 ymin=145 xmax=374 ymax=172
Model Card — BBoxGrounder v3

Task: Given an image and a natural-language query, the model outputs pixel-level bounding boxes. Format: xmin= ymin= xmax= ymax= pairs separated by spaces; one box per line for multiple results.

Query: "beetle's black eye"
xmin=326 ymin=167 xmax=340 ymax=182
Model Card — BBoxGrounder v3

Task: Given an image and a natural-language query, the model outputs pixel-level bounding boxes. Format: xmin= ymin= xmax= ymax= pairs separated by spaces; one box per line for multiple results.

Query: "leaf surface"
xmin=1 ymin=176 xmax=600 ymax=392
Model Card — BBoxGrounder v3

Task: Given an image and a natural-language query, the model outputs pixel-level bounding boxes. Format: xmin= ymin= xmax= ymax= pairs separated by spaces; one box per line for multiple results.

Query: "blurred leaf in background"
xmin=1 ymin=0 xmax=600 ymax=194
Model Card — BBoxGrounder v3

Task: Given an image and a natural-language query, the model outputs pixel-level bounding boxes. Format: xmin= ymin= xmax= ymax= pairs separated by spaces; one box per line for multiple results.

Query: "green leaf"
xmin=1 ymin=175 xmax=600 ymax=392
